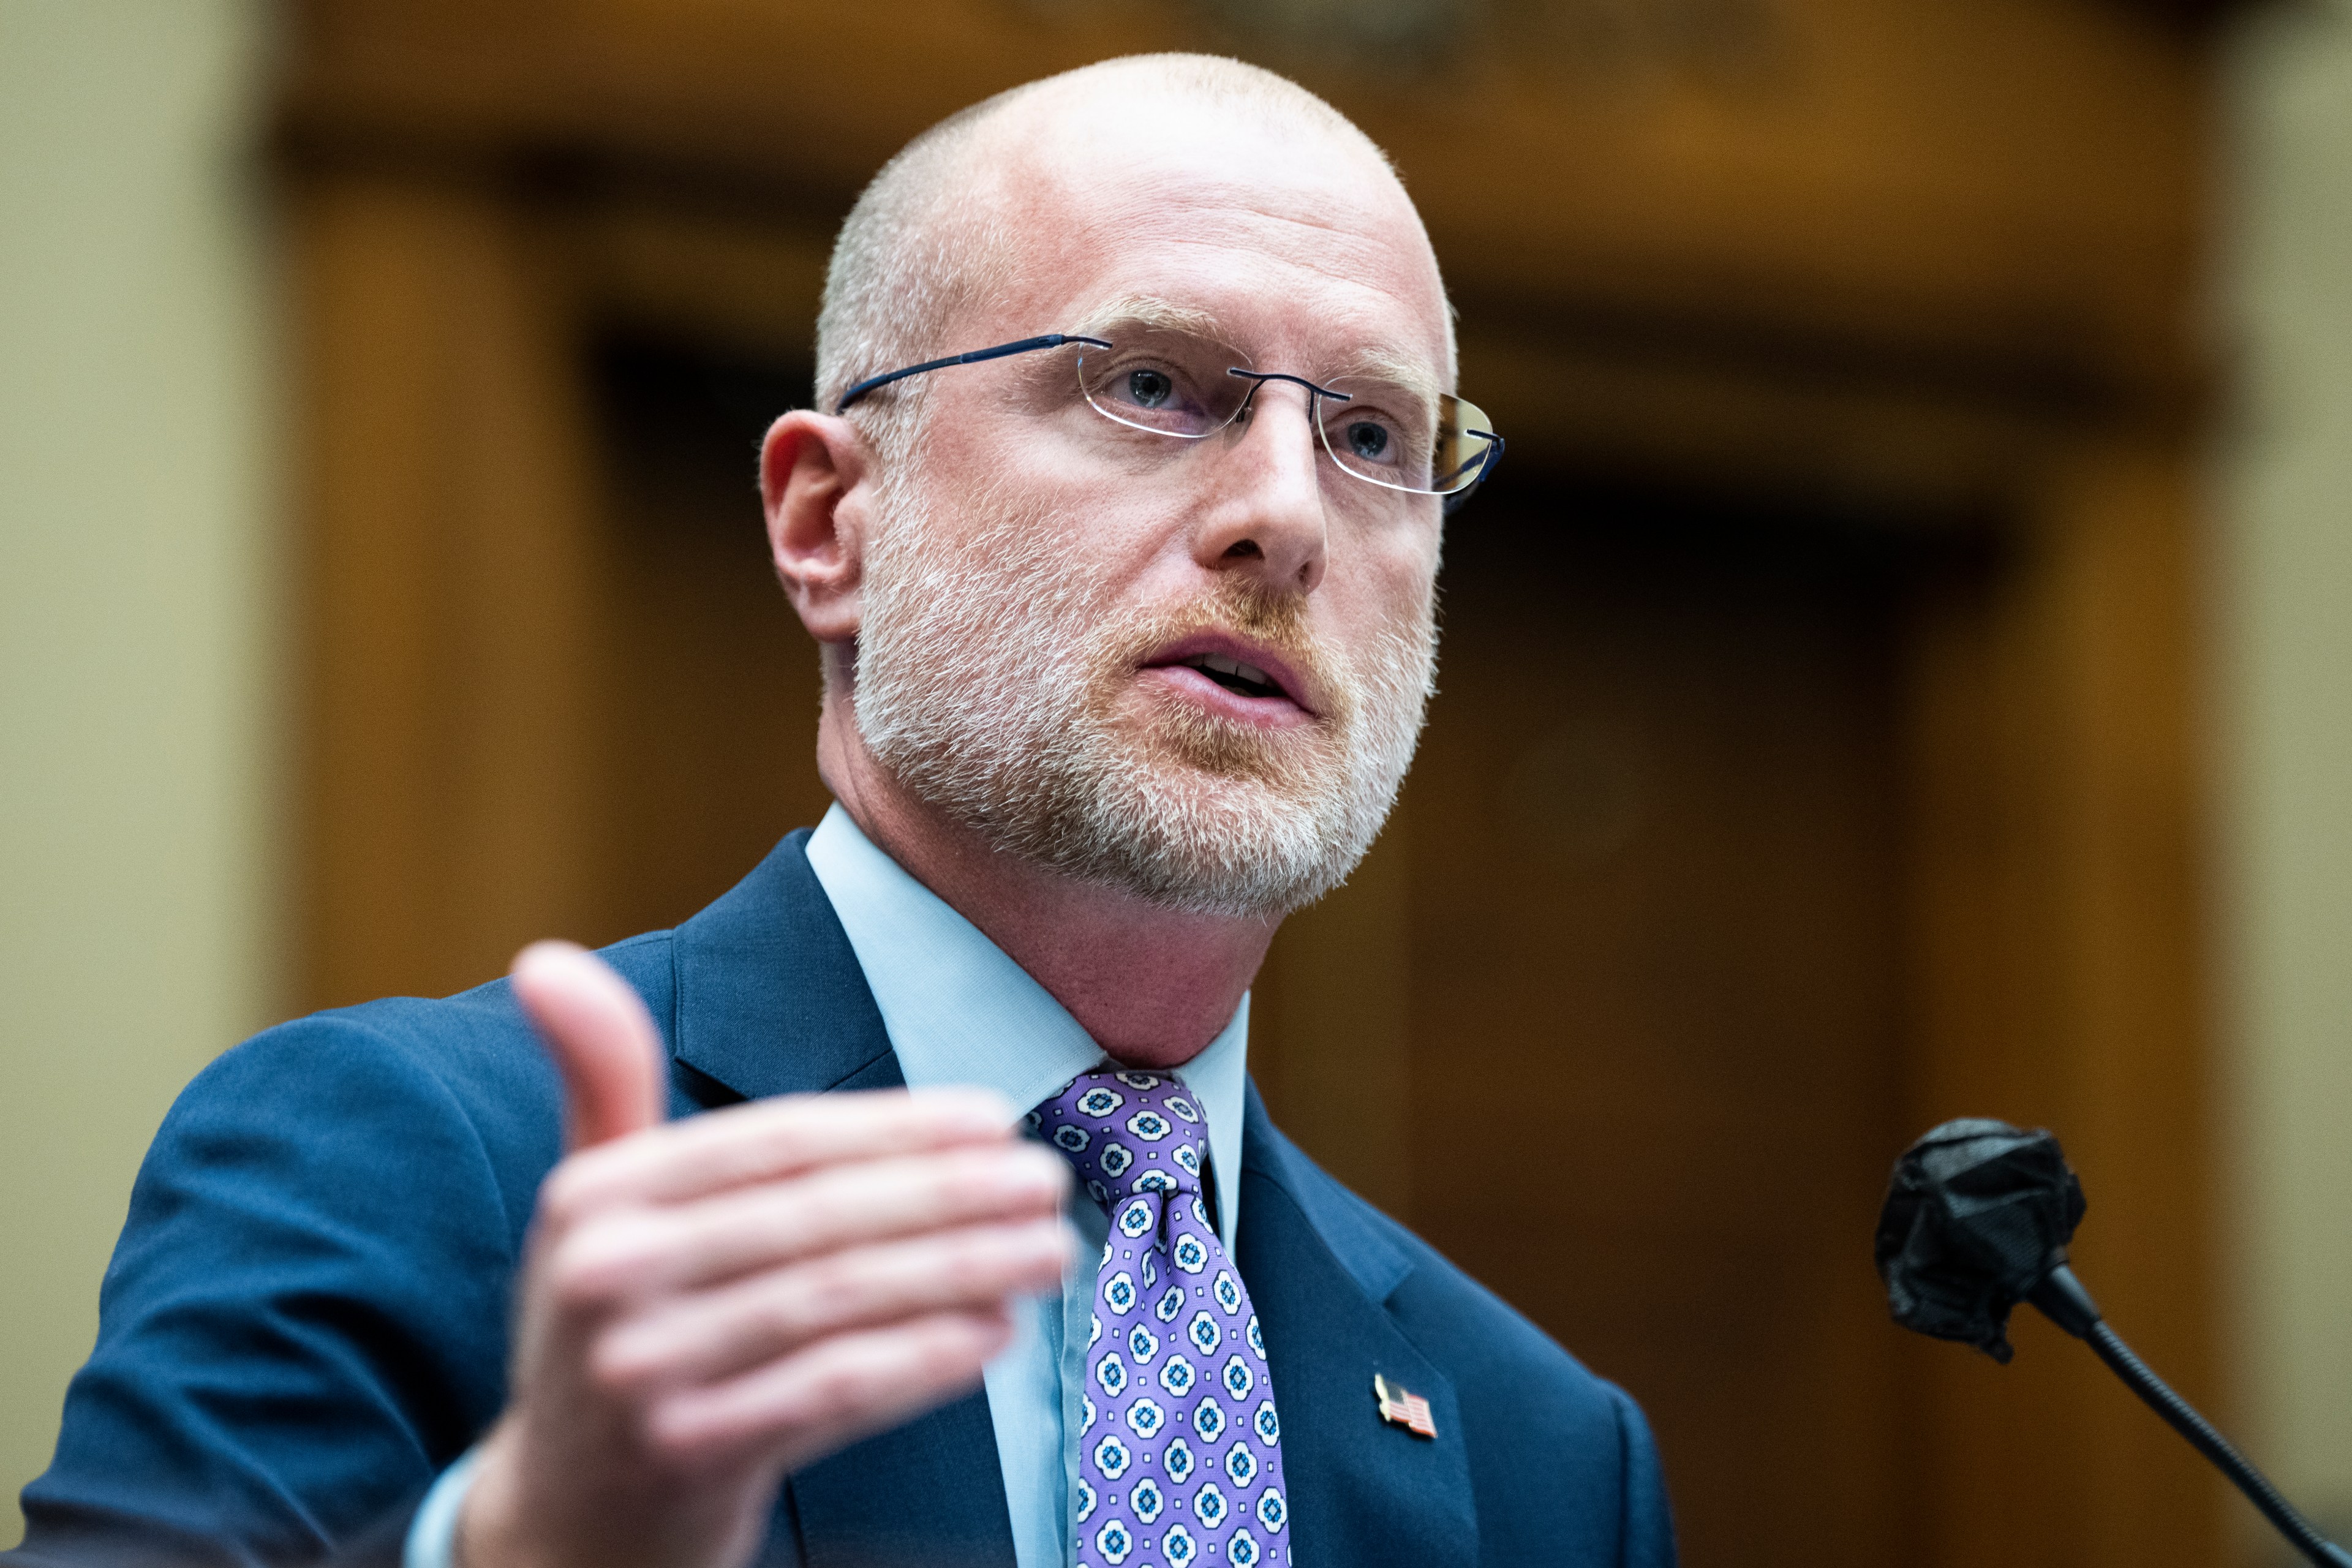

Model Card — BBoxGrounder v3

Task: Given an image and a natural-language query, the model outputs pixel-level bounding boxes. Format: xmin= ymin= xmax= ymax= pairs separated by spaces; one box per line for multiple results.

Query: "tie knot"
xmin=1030 ymin=1068 xmax=1207 ymax=1212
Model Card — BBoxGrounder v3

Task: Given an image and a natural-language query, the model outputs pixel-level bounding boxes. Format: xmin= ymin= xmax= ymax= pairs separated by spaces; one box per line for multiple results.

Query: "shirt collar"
xmin=802 ymin=802 xmax=1250 ymax=1244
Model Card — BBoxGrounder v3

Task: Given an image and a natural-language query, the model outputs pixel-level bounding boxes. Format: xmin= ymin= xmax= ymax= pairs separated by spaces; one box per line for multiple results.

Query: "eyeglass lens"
xmin=1074 ymin=331 xmax=1496 ymax=497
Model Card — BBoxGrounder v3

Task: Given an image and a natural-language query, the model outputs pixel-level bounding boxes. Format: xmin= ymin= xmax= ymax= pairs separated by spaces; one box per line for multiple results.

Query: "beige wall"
xmin=2218 ymin=0 xmax=2352 ymax=1547
xmin=0 ymin=0 xmax=279 ymax=1545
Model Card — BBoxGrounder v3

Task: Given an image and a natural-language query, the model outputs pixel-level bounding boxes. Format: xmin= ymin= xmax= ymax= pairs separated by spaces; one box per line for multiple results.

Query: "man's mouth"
xmin=1177 ymin=652 xmax=1283 ymax=701
xmin=1139 ymin=634 xmax=1319 ymax=723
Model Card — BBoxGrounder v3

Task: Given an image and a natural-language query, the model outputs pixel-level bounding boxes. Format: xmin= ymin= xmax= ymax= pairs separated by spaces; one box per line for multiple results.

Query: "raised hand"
xmin=458 ymin=941 xmax=1072 ymax=1568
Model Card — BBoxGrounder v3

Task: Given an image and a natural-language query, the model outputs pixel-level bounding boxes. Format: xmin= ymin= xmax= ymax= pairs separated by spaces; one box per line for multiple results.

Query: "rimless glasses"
xmin=835 ymin=329 xmax=1502 ymax=513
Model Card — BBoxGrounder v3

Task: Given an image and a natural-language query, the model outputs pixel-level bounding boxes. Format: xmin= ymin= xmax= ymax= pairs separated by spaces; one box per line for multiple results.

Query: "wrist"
xmin=455 ymin=1418 xmax=541 ymax=1568
xmin=454 ymin=1409 xmax=778 ymax=1568
xmin=405 ymin=1444 xmax=485 ymax=1568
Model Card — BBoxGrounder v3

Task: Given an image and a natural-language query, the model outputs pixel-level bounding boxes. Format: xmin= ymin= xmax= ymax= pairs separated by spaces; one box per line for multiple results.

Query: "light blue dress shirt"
xmin=407 ymin=805 xmax=1250 ymax=1568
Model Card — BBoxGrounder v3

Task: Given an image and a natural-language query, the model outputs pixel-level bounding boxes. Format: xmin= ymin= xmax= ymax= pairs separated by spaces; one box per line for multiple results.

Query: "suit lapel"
xmin=668 ymin=829 xmax=907 ymax=1104
xmin=1238 ymin=1085 xmax=1480 ymax=1568
xmin=666 ymin=831 xmax=1017 ymax=1568
xmin=663 ymin=838 xmax=1476 ymax=1568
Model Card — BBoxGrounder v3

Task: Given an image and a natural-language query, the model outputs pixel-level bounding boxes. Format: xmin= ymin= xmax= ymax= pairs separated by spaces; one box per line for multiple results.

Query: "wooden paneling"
xmin=589 ymin=326 xmax=835 ymax=937
xmin=293 ymin=179 xmax=607 ymax=1005
xmin=1393 ymin=494 xmax=1921 ymax=1567
xmin=292 ymin=189 xmax=839 ymax=999
xmin=278 ymin=0 xmax=2212 ymax=409
xmin=1898 ymin=440 xmax=2220 ymax=1568
xmin=1251 ymin=821 xmax=1417 ymax=1221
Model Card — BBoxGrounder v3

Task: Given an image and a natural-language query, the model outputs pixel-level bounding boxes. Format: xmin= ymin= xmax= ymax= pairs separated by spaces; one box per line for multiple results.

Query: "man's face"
xmin=851 ymin=104 xmax=1450 ymax=918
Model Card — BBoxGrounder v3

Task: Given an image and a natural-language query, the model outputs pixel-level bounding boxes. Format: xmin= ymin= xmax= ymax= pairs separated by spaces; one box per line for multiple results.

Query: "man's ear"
xmin=761 ymin=409 xmax=870 ymax=646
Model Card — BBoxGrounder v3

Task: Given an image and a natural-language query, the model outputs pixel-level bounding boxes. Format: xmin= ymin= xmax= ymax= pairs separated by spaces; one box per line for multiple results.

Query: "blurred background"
xmin=4 ymin=0 xmax=2351 ymax=1562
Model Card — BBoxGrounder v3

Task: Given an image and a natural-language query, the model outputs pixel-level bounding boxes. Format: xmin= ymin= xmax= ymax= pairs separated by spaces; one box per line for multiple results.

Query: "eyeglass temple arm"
xmin=834 ymin=334 xmax=1114 ymax=413
xmin=1441 ymin=432 xmax=1503 ymax=518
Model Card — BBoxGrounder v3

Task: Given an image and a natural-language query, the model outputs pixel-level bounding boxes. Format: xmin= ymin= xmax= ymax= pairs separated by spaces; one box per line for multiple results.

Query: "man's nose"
xmin=1189 ymin=382 xmax=1329 ymax=594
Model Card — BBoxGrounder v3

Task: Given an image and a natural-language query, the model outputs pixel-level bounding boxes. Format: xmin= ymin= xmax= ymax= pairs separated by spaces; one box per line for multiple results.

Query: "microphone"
xmin=1875 ymin=1118 xmax=2352 ymax=1568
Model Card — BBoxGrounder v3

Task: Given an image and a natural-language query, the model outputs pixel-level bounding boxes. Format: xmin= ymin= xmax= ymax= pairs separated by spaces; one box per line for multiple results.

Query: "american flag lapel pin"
xmin=1373 ymin=1373 xmax=1438 ymax=1439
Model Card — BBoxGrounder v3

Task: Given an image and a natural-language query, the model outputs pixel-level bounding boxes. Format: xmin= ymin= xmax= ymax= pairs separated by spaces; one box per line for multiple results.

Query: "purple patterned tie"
xmin=1031 ymin=1069 xmax=1291 ymax=1568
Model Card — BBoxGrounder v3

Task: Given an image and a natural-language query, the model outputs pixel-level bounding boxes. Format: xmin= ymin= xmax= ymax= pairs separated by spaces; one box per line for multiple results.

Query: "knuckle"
xmin=792 ymin=1256 xmax=848 ymax=1310
xmin=934 ymin=1237 xmax=995 ymax=1293
xmin=644 ymin=1397 xmax=716 ymax=1468
xmin=584 ymin=1336 xmax=649 ymax=1401
xmin=541 ymin=1235 xmax=619 ymax=1315
xmin=802 ymin=1359 xmax=873 ymax=1423
xmin=755 ymin=1285 xmax=817 ymax=1347
xmin=779 ymin=1180 xmax=846 ymax=1232
xmin=647 ymin=1420 xmax=706 ymax=1469
xmin=536 ymin=1162 xmax=598 ymax=1229
xmin=790 ymin=1253 xmax=869 ymax=1324
xmin=913 ymin=1320 xmax=993 ymax=1379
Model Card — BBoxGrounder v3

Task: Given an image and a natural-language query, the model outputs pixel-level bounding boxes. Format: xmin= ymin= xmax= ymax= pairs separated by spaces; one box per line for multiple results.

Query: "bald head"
xmin=766 ymin=53 xmax=1458 ymax=930
xmin=814 ymin=56 xmax=1450 ymax=450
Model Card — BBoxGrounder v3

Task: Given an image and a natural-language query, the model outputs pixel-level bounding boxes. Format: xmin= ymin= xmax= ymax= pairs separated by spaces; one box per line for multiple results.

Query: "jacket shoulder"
xmin=7 ymin=930 xmax=682 ymax=1566
xmin=205 ymin=927 xmax=681 ymax=1243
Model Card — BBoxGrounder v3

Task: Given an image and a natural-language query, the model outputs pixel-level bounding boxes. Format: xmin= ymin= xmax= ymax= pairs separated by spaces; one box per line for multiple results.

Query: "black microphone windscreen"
xmin=1874 ymin=1118 xmax=2087 ymax=1363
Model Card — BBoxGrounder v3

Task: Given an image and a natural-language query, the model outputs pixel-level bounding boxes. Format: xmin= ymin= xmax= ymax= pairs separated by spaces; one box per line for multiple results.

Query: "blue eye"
xmin=1345 ymin=421 xmax=1390 ymax=459
xmin=1126 ymin=369 xmax=1174 ymax=408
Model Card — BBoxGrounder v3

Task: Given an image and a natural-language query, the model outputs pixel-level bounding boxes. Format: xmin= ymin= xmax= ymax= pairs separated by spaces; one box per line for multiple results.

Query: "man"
xmin=10 ymin=54 xmax=1675 ymax=1568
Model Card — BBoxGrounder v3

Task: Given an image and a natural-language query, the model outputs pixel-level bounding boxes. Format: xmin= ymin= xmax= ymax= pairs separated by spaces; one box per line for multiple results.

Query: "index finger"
xmin=542 ymin=1087 xmax=1019 ymax=1221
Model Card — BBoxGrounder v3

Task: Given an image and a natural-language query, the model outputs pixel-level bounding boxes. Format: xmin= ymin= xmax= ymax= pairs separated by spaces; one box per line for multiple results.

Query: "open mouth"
xmin=1177 ymin=652 xmax=1284 ymax=700
xmin=1141 ymin=633 xmax=1316 ymax=722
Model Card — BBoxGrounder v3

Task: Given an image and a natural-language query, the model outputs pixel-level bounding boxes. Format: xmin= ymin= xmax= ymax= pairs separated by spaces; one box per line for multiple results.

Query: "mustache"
xmin=1101 ymin=580 xmax=1348 ymax=722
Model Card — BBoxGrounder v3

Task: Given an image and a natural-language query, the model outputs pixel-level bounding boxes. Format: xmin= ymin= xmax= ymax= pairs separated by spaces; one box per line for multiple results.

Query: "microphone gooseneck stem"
xmin=2077 ymin=1319 xmax=2352 ymax=1568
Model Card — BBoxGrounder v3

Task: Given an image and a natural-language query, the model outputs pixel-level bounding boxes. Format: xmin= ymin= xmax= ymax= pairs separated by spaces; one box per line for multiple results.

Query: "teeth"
xmin=1185 ymin=654 xmax=1278 ymax=694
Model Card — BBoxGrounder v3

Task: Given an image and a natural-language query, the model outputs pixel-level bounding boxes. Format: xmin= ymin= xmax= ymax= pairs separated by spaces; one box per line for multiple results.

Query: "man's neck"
xmin=818 ymin=718 xmax=1275 ymax=1071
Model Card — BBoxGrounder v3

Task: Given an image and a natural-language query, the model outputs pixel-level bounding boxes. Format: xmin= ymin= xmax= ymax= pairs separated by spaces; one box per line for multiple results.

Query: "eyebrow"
xmin=1331 ymin=344 xmax=1445 ymax=413
xmin=1068 ymin=292 xmax=1446 ymax=409
xmin=1069 ymin=293 xmax=1248 ymax=357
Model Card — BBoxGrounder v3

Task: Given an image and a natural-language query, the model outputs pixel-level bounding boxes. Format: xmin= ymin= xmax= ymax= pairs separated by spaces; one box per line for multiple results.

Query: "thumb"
xmin=511 ymin=940 xmax=666 ymax=1151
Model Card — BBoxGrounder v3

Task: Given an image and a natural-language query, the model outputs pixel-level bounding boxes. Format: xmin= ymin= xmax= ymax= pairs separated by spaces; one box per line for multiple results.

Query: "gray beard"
xmin=851 ymin=470 xmax=1437 ymax=918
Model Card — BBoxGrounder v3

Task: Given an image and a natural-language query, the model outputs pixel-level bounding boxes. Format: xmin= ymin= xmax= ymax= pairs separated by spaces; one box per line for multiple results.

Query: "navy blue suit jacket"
xmin=10 ymin=832 xmax=1675 ymax=1567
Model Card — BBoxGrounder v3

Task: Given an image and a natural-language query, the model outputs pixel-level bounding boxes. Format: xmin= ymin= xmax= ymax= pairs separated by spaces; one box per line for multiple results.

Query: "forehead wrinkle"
xmin=1012 ymin=157 xmax=1450 ymax=386
xmin=1144 ymin=235 xmax=1451 ymax=393
xmin=1069 ymin=198 xmax=1415 ymax=290
xmin=1045 ymin=151 xmax=1427 ymax=267
xmin=1152 ymin=228 xmax=1418 ymax=297
xmin=1054 ymin=227 xmax=1439 ymax=362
